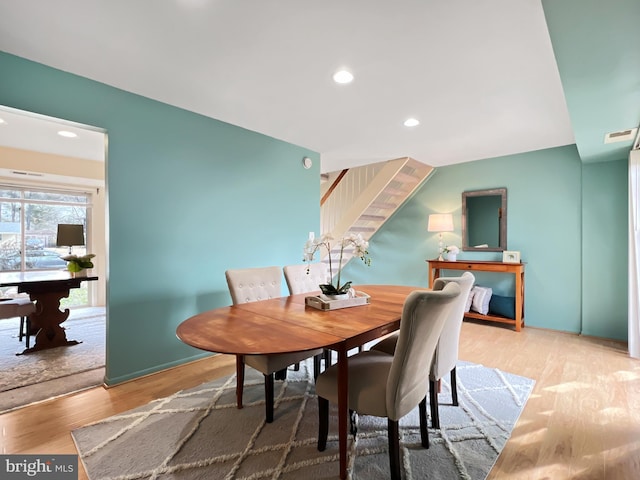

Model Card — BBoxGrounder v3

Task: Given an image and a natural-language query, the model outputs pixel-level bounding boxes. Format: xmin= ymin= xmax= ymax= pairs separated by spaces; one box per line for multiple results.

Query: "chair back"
xmin=225 ymin=266 xmax=282 ymax=305
xmin=386 ymin=282 xmax=461 ymax=420
xmin=430 ymin=272 xmax=475 ymax=380
xmin=283 ymin=263 xmax=329 ymax=295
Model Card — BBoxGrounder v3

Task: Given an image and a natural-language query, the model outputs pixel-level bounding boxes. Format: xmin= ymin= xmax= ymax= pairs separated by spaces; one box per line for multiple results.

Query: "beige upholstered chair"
xmin=316 ymin=283 xmax=461 ymax=480
xmin=371 ymin=271 xmax=475 ymax=429
xmin=283 ymin=263 xmax=331 ymax=377
xmin=283 ymin=262 xmax=329 ymax=296
xmin=0 ymin=296 xmax=36 ymax=348
xmin=225 ymin=266 xmax=323 ymax=423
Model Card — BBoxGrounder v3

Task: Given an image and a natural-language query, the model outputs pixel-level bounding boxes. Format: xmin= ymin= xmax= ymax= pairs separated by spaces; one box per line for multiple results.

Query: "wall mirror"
xmin=462 ymin=188 xmax=507 ymax=251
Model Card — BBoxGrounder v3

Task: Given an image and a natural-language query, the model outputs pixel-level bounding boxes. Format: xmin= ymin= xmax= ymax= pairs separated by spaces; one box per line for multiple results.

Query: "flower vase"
xmin=70 ymin=269 xmax=87 ymax=278
xmin=446 ymin=253 xmax=457 ymax=261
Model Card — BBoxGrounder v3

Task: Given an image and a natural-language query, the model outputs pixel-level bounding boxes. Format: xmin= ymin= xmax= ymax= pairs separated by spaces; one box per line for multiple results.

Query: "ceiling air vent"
xmin=11 ymin=170 xmax=44 ymax=177
xmin=604 ymin=128 xmax=638 ymax=144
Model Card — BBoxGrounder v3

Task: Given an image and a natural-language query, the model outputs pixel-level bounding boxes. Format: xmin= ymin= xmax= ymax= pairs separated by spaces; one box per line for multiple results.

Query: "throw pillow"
xmin=465 ymin=289 xmax=475 ymax=312
xmin=471 ymin=286 xmax=492 ymax=315
xmin=489 ymin=295 xmax=515 ymax=319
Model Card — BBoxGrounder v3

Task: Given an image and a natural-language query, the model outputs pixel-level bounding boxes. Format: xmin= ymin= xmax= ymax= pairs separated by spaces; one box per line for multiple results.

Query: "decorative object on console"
xmin=427 ymin=213 xmax=454 ymax=260
xmin=443 ymin=245 xmax=459 ymax=261
xmin=303 ymin=232 xmax=371 ymax=298
xmin=502 ymin=250 xmax=521 ymax=263
xmin=56 ymin=223 xmax=85 ymax=254
xmin=61 ymin=253 xmax=95 ymax=277
xmin=471 ymin=286 xmax=493 ymax=315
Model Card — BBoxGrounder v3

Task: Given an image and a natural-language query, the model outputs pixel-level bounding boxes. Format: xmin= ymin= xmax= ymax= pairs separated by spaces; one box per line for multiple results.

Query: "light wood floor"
xmin=1 ymin=321 xmax=639 ymax=479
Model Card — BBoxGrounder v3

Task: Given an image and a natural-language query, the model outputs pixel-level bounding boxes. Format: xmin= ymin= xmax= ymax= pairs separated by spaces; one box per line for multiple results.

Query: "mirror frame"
xmin=461 ymin=188 xmax=507 ymax=252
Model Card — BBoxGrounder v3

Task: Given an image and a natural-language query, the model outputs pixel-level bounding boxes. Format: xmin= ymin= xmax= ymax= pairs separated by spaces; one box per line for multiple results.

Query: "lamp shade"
xmin=427 ymin=213 xmax=454 ymax=232
xmin=56 ymin=224 xmax=85 ymax=247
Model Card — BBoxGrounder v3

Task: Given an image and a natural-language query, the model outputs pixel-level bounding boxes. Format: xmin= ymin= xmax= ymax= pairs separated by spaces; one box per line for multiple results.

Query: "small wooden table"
xmin=427 ymin=259 xmax=525 ymax=331
xmin=177 ymin=284 xmax=417 ymax=480
xmin=0 ymin=271 xmax=98 ymax=354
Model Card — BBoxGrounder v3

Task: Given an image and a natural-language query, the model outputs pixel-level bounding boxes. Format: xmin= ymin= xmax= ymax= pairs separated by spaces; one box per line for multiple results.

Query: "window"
xmin=0 ymin=185 xmax=92 ymax=305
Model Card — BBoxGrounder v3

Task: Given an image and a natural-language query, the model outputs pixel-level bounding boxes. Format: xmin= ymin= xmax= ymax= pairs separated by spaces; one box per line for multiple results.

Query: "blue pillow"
xmin=488 ymin=295 xmax=515 ymax=319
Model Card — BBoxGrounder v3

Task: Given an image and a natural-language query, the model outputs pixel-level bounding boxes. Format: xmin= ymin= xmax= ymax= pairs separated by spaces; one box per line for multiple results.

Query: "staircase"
xmin=320 ymin=157 xmax=434 ymax=269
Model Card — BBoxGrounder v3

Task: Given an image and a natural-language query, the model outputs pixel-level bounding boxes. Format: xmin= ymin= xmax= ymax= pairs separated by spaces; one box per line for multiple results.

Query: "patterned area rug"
xmin=0 ymin=307 xmax=105 ymax=413
xmin=72 ymin=360 xmax=534 ymax=480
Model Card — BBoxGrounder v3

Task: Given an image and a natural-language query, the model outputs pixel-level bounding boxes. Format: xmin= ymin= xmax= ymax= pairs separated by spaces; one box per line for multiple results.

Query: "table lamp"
xmin=56 ymin=224 xmax=85 ymax=254
xmin=427 ymin=213 xmax=454 ymax=260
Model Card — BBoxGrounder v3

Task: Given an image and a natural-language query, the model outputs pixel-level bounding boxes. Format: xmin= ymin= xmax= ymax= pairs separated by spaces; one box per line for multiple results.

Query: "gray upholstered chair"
xmin=225 ymin=266 xmax=324 ymax=423
xmin=0 ymin=296 xmax=36 ymax=348
xmin=316 ymin=283 xmax=461 ymax=480
xmin=371 ymin=271 xmax=475 ymax=429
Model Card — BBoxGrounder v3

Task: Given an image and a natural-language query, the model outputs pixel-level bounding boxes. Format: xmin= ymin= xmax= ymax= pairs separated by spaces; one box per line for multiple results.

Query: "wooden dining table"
xmin=176 ymin=284 xmax=421 ymax=480
xmin=0 ymin=270 xmax=98 ymax=354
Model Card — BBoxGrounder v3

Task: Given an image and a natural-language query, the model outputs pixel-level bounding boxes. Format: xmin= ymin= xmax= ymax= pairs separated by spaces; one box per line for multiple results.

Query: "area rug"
xmin=72 ymin=359 xmax=534 ymax=479
xmin=0 ymin=307 xmax=105 ymax=413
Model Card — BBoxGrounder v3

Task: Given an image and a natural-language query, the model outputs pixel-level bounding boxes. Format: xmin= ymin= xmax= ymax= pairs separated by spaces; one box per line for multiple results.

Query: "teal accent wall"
xmin=0 ymin=52 xmax=320 ymax=383
xmin=582 ymin=160 xmax=628 ymax=339
xmin=343 ymin=145 xmax=628 ymax=339
xmin=542 ymin=0 xmax=640 ymax=164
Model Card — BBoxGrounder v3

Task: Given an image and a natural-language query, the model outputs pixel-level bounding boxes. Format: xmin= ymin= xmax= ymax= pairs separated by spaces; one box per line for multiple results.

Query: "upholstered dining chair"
xmin=225 ymin=266 xmax=324 ymax=423
xmin=370 ymin=271 xmax=475 ymax=429
xmin=0 ymin=296 xmax=36 ymax=348
xmin=283 ymin=262 xmax=329 ymax=296
xmin=316 ymin=283 xmax=461 ymax=480
xmin=283 ymin=262 xmax=332 ymax=377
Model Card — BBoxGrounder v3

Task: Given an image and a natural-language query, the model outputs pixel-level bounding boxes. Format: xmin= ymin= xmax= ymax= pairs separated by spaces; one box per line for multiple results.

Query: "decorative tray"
xmin=305 ymin=291 xmax=370 ymax=311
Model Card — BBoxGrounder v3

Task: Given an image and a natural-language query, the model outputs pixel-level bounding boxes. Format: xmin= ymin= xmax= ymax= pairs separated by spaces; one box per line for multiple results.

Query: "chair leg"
xmin=236 ymin=355 xmax=245 ymax=409
xmin=323 ymin=348 xmax=332 ymax=368
xmin=317 ymin=396 xmax=329 ymax=451
xmin=264 ymin=373 xmax=275 ymax=423
xmin=387 ymin=418 xmax=401 ymax=480
xmin=274 ymin=368 xmax=287 ymax=381
xmin=294 ymin=362 xmax=300 ymax=371
xmin=25 ymin=317 xmax=31 ymax=349
xmin=313 ymin=354 xmax=321 ymax=380
xmin=350 ymin=409 xmax=357 ymax=436
xmin=419 ymin=397 xmax=429 ymax=448
xmin=19 ymin=316 xmax=25 ymax=341
xmin=429 ymin=379 xmax=440 ymax=429
xmin=451 ymin=367 xmax=458 ymax=406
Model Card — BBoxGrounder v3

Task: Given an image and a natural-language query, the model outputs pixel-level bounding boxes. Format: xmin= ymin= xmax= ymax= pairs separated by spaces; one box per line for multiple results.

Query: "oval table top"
xmin=176 ymin=284 xmax=424 ymax=356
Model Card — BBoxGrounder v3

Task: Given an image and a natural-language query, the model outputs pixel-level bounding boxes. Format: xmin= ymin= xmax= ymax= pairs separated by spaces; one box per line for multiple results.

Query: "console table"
xmin=427 ymin=259 xmax=525 ymax=331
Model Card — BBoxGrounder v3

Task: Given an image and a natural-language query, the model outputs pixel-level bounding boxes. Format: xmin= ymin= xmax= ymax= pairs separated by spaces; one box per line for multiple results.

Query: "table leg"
xmin=515 ymin=271 xmax=523 ymax=332
xmin=236 ymin=354 xmax=245 ymax=409
xmin=20 ymin=288 xmax=79 ymax=354
xmin=337 ymin=347 xmax=348 ymax=480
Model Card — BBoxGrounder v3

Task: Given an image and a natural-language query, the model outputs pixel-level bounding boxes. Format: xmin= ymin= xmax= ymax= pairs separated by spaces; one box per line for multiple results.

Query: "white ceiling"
xmin=0 ymin=106 xmax=105 ymax=162
xmin=0 ymin=0 xmax=576 ymax=172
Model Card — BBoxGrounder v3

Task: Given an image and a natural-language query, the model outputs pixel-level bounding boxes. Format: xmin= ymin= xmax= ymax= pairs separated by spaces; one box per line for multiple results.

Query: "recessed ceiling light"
xmin=0 ymin=118 xmax=6 ymax=125
xmin=404 ymin=118 xmax=420 ymax=127
xmin=333 ymin=70 xmax=354 ymax=84
xmin=58 ymin=130 xmax=78 ymax=138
